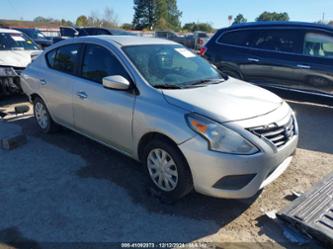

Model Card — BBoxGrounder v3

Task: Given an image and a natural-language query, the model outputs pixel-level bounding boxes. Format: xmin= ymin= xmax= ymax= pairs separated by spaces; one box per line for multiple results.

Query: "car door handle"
xmin=77 ymin=91 xmax=88 ymax=99
xmin=297 ymin=64 xmax=311 ymax=69
xmin=40 ymin=79 xmax=47 ymax=85
xmin=248 ymin=58 xmax=260 ymax=62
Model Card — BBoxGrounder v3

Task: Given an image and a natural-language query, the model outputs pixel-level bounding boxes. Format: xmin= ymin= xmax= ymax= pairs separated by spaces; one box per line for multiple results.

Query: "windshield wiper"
xmin=186 ymin=78 xmax=225 ymax=87
xmin=154 ymin=84 xmax=183 ymax=89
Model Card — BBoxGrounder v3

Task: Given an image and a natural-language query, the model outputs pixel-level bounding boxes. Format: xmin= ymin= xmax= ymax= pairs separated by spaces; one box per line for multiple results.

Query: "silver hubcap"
xmin=35 ymin=102 xmax=48 ymax=129
xmin=147 ymin=148 xmax=178 ymax=192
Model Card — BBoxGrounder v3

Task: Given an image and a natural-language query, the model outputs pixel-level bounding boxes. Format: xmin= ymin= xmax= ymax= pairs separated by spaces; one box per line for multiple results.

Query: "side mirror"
xmin=102 ymin=75 xmax=130 ymax=90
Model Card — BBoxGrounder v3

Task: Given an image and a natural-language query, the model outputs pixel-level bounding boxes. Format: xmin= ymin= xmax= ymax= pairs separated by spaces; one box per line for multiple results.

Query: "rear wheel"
xmin=33 ymin=96 xmax=58 ymax=133
xmin=143 ymin=139 xmax=193 ymax=202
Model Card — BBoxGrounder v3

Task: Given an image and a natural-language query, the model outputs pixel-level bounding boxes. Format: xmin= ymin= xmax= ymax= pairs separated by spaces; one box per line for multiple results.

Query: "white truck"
xmin=0 ymin=28 xmax=41 ymax=96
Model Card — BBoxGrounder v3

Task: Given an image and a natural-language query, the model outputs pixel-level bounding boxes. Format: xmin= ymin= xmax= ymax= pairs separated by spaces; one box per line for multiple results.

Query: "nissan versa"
xmin=21 ymin=36 xmax=299 ymax=201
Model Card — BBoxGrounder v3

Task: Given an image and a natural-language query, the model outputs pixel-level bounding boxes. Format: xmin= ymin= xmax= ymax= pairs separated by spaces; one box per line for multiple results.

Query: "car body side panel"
xmin=72 ymin=78 xmax=136 ymax=155
xmin=131 ymin=93 xmax=195 ymax=160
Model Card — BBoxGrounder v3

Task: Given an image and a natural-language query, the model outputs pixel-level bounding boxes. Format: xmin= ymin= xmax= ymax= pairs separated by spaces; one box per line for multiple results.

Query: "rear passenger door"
xmin=43 ymin=44 xmax=82 ymax=127
xmin=73 ymin=43 xmax=135 ymax=154
xmin=240 ymin=28 xmax=304 ymax=88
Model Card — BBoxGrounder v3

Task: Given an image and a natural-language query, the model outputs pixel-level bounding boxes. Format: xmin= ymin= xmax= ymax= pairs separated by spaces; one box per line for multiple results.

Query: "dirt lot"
xmin=0 ymin=96 xmax=333 ymax=249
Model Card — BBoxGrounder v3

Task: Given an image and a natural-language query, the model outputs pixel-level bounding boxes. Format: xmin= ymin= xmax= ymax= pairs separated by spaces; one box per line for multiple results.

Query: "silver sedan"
xmin=21 ymin=36 xmax=298 ymax=201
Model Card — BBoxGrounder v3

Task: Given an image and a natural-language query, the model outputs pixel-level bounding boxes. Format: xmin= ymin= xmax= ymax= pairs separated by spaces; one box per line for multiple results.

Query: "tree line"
xmin=32 ymin=1 xmax=333 ymax=32
xmin=232 ymin=12 xmax=290 ymax=25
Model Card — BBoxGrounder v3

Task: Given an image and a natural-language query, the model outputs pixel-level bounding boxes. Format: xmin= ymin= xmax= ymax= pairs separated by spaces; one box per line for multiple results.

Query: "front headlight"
xmin=0 ymin=67 xmax=16 ymax=77
xmin=186 ymin=113 xmax=259 ymax=155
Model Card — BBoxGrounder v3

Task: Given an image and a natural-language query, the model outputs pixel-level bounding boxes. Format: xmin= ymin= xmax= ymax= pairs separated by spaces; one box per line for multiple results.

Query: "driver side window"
xmin=81 ymin=44 xmax=129 ymax=84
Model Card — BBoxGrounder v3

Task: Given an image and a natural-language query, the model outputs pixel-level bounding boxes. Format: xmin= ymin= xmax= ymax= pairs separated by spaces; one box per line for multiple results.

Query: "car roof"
xmin=226 ymin=21 xmax=333 ymax=31
xmin=0 ymin=28 xmax=21 ymax=34
xmin=76 ymin=35 xmax=179 ymax=46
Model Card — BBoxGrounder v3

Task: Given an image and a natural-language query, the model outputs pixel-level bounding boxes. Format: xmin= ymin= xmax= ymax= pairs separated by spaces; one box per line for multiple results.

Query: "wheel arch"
xmin=218 ymin=62 xmax=244 ymax=80
xmin=137 ymin=132 xmax=186 ymax=163
xmin=30 ymin=93 xmax=56 ymax=121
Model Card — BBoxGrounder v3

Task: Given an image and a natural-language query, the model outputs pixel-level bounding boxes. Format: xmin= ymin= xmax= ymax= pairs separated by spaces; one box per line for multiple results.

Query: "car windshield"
xmin=123 ymin=44 xmax=223 ymax=88
xmin=0 ymin=32 xmax=40 ymax=51
xmin=25 ymin=29 xmax=46 ymax=39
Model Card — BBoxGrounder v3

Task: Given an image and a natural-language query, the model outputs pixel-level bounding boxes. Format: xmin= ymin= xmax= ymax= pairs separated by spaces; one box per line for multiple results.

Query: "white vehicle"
xmin=0 ymin=28 xmax=41 ymax=96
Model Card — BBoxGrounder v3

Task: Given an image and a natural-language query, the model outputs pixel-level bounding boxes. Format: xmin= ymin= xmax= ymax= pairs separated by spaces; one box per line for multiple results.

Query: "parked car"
xmin=77 ymin=27 xmax=137 ymax=36
xmin=21 ymin=36 xmax=298 ymax=201
xmin=202 ymin=22 xmax=333 ymax=104
xmin=14 ymin=28 xmax=53 ymax=49
xmin=0 ymin=28 xmax=42 ymax=96
xmin=155 ymin=31 xmax=189 ymax=46
xmin=53 ymin=26 xmax=137 ymax=43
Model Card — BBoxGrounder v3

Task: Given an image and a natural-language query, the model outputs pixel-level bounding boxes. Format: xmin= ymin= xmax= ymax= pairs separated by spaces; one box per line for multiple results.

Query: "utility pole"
xmin=228 ymin=15 xmax=233 ymax=26
xmin=322 ymin=12 xmax=325 ymax=23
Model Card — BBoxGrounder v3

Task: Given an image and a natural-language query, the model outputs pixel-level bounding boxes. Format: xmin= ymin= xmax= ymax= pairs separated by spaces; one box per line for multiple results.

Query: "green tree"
xmin=61 ymin=19 xmax=73 ymax=26
xmin=132 ymin=0 xmax=182 ymax=31
xmin=121 ymin=23 xmax=133 ymax=30
xmin=182 ymin=22 xmax=196 ymax=31
xmin=182 ymin=22 xmax=213 ymax=32
xmin=166 ymin=0 xmax=182 ymax=30
xmin=256 ymin=11 xmax=289 ymax=22
xmin=195 ymin=23 xmax=214 ymax=32
xmin=329 ymin=20 xmax=333 ymax=26
xmin=132 ymin=0 xmax=156 ymax=30
xmin=233 ymin=14 xmax=247 ymax=25
xmin=76 ymin=15 xmax=88 ymax=26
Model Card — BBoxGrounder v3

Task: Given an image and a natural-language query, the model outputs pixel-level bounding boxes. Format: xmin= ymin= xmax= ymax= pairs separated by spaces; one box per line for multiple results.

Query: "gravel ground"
xmin=0 ymin=96 xmax=332 ymax=248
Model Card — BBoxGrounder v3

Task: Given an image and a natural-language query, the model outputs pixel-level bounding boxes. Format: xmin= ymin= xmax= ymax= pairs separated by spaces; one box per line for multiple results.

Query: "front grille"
xmin=249 ymin=116 xmax=295 ymax=148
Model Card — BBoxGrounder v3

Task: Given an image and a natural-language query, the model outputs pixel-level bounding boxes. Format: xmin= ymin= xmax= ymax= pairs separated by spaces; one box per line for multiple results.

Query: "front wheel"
xmin=143 ymin=139 xmax=193 ymax=202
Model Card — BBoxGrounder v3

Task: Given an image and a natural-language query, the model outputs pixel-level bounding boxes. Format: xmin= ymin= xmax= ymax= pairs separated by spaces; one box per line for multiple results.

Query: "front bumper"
xmin=179 ymin=133 xmax=298 ymax=199
xmin=0 ymin=67 xmax=24 ymax=94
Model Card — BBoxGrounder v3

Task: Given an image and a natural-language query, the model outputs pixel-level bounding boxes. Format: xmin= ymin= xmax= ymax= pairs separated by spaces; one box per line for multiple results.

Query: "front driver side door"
xmin=73 ymin=43 xmax=136 ymax=155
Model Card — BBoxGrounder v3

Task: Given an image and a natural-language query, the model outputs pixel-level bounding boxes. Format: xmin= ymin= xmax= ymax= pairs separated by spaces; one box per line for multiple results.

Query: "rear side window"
xmin=219 ymin=29 xmax=303 ymax=54
xmin=47 ymin=44 xmax=80 ymax=74
xmin=304 ymin=32 xmax=333 ymax=58
xmin=81 ymin=44 xmax=129 ymax=84
xmin=218 ymin=30 xmax=255 ymax=47
xmin=251 ymin=29 xmax=303 ymax=53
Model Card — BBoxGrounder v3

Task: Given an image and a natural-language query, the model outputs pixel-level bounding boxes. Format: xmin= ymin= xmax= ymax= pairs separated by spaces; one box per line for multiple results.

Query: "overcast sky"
xmin=1 ymin=0 xmax=332 ymax=28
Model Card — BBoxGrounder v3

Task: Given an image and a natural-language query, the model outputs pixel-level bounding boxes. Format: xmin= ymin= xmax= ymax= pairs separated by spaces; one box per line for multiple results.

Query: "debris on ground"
xmin=0 ymin=121 xmax=26 ymax=150
xmin=278 ymin=173 xmax=333 ymax=248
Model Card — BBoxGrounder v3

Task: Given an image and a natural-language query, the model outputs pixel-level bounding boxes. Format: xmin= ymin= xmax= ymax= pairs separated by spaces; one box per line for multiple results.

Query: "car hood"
xmin=0 ymin=50 xmax=42 ymax=68
xmin=162 ymin=78 xmax=283 ymax=123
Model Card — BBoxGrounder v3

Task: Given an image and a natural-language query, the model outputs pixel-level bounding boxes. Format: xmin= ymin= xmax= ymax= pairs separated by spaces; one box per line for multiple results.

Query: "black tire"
xmin=143 ymin=138 xmax=193 ymax=202
xmin=33 ymin=96 xmax=59 ymax=133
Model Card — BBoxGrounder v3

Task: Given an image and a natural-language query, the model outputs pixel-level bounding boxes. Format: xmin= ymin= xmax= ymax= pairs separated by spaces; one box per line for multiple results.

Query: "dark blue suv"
xmin=203 ymin=22 xmax=333 ymax=104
